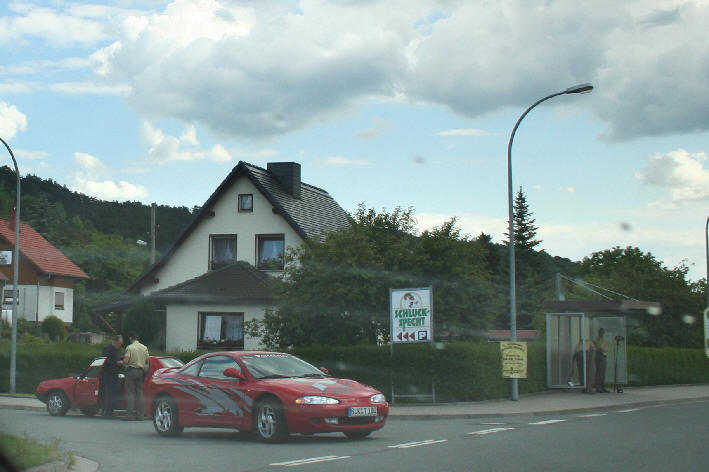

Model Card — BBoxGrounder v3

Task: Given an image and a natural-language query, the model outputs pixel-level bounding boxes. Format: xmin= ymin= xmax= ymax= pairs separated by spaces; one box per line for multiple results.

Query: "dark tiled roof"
xmin=246 ymin=164 xmax=350 ymax=241
xmin=147 ymin=261 xmax=272 ymax=304
xmin=0 ymin=219 xmax=89 ymax=279
xmin=126 ymin=161 xmax=350 ymax=293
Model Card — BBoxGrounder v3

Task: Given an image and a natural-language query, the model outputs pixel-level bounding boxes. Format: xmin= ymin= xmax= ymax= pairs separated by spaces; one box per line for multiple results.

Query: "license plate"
xmin=348 ymin=406 xmax=377 ymax=417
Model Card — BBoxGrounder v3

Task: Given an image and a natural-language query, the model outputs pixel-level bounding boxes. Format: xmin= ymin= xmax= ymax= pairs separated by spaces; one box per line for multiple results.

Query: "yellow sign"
xmin=501 ymin=341 xmax=528 ymax=379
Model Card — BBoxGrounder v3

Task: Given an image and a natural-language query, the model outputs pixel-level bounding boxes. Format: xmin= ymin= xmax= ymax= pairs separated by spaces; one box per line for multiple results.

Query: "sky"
xmin=0 ymin=0 xmax=707 ymax=283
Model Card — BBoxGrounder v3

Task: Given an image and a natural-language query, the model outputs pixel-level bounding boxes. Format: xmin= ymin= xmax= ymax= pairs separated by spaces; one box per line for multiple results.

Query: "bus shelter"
xmin=544 ymin=300 xmax=661 ymax=392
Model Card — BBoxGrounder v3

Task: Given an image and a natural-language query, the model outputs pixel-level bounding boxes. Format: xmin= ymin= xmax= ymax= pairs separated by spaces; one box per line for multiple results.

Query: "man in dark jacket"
xmin=99 ymin=335 xmax=123 ymax=418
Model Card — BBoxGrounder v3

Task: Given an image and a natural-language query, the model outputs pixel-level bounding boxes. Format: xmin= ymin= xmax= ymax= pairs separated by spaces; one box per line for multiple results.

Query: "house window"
xmin=0 ymin=251 xmax=11 ymax=265
xmin=238 ymin=194 xmax=253 ymax=212
xmin=257 ymin=235 xmax=284 ymax=271
xmin=198 ymin=312 xmax=244 ymax=350
xmin=210 ymin=235 xmax=237 ymax=270
xmin=2 ymin=289 xmax=18 ymax=305
xmin=54 ymin=291 xmax=65 ymax=310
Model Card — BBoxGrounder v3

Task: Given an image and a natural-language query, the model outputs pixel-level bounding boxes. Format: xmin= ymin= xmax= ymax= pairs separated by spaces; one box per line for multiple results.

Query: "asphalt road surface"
xmin=2 ymin=400 xmax=708 ymax=472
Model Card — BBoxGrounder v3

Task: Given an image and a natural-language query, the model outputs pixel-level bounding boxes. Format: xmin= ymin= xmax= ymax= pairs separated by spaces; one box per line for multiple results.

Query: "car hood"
xmin=258 ymin=377 xmax=380 ymax=398
xmin=36 ymin=376 xmax=75 ymax=392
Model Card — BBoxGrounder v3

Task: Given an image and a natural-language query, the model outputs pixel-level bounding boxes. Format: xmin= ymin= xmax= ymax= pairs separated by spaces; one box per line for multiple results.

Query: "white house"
xmin=0 ymin=218 xmax=89 ymax=325
xmin=122 ymin=162 xmax=350 ymax=351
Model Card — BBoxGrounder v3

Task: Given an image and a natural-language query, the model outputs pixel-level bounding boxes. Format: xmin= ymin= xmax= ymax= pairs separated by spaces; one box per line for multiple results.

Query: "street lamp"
xmin=705 ymin=216 xmax=708 ymax=308
xmin=507 ymin=83 xmax=593 ymax=401
xmin=0 ymin=137 xmax=21 ymax=394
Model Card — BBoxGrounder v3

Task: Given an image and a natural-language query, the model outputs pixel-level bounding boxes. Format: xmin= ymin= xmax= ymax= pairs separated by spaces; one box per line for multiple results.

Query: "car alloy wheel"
xmin=254 ymin=398 xmax=288 ymax=443
xmin=153 ymin=396 xmax=183 ymax=436
xmin=47 ymin=391 xmax=69 ymax=416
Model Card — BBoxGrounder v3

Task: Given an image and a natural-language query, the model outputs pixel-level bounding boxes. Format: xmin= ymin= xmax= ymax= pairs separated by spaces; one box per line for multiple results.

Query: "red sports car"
xmin=35 ymin=355 xmax=184 ymax=416
xmin=145 ymin=351 xmax=389 ymax=442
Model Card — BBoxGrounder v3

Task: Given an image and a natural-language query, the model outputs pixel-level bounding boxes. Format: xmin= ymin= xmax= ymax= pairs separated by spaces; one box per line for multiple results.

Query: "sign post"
xmin=389 ymin=287 xmax=434 ymax=403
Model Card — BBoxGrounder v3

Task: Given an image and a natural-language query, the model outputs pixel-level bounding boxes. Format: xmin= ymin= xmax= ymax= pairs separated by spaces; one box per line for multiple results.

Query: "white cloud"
xmin=437 ymin=128 xmax=495 ymax=137
xmin=355 ymin=118 xmax=392 ymax=140
xmin=140 ymin=121 xmax=232 ymax=163
xmin=636 ymin=149 xmax=709 ymax=204
xmin=79 ymin=180 xmax=148 ymax=201
xmin=14 ymin=149 xmax=48 ymax=160
xmin=560 ymin=186 xmax=576 ymax=193
xmin=71 ymin=151 xmax=147 ymax=201
xmin=0 ymin=102 xmax=27 ymax=139
xmin=0 ymin=5 xmax=108 ymax=47
xmin=49 ymin=82 xmax=131 ymax=96
xmin=312 ymin=156 xmax=371 ymax=167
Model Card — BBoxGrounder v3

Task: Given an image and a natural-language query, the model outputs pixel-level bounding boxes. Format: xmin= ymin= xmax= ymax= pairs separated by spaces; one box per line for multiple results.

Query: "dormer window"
xmin=257 ymin=235 xmax=284 ymax=271
xmin=210 ymin=235 xmax=237 ymax=270
xmin=238 ymin=194 xmax=253 ymax=212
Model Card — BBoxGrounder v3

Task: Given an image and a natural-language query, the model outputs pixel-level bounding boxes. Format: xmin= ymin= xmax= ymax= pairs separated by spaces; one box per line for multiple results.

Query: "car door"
xmin=184 ymin=355 xmax=251 ymax=429
xmin=74 ymin=358 xmax=103 ymax=407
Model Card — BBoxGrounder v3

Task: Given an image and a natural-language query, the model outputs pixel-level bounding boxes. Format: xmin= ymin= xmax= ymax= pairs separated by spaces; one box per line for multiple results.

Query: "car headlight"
xmin=295 ymin=396 xmax=340 ymax=405
xmin=370 ymin=393 xmax=386 ymax=403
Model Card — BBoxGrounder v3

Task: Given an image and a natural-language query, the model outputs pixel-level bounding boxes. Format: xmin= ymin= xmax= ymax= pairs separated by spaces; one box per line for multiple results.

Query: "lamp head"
xmin=565 ymin=83 xmax=593 ymax=94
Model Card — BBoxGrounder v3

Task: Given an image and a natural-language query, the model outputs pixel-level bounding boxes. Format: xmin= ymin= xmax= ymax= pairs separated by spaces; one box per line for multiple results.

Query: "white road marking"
xmin=387 ymin=439 xmax=448 ymax=449
xmin=616 ymin=408 xmax=639 ymax=413
xmin=528 ymin=419 xmax=567 ymax=425
xmin=468 ymin=427 xmax=515 ymax=436
xmin=578 ymin=413 xmax=608 ymax=418
xmin=270 ymin=456 xmax=351 ymax=467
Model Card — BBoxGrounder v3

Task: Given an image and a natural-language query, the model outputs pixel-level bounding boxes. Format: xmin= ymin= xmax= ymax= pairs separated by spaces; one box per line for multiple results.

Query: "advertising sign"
xmin=501 ymin=341 xmax=528 ymax=379
xmin=390 ymin=287 xmax=432 ymax=343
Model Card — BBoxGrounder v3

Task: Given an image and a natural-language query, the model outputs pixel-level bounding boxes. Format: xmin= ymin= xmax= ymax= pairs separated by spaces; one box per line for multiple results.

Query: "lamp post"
xmin=705 ymin=216 xmax=708 ymax=308
xmin=507 ymin=83 xmax=593 ymax=401
xmin=0 ymin=137 xmax=21 ymax=394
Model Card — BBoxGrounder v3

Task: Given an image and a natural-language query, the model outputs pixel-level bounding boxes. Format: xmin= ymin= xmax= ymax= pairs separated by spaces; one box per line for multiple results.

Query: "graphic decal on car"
xmin=172 ymin=378 xmax=254 ymax=417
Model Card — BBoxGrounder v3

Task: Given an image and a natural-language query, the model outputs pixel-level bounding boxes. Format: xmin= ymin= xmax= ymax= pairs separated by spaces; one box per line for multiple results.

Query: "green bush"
xmin=41 ymin=316 xmax=66 ymax=342
xmin=627 ymin=346 xmax=709 ymax=386
xmin=2 ymin=340 xmax=707 ymax=399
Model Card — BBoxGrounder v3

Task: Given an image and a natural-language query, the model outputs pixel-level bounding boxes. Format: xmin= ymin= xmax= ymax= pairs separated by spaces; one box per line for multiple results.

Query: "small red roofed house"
xmin=0 ymin=218 xmax=88 ymax=325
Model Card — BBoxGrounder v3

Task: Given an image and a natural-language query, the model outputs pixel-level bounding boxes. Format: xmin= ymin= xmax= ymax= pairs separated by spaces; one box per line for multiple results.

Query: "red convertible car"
xmin=145 ymin=351 xmax=389 ymax=442
xmin=35 ymin=356 xmax=184 ymax=416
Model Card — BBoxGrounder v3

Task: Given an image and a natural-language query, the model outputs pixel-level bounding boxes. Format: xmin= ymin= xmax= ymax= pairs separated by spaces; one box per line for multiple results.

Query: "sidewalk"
xmin=387 ymin=384 xmax=709 ymax=419
xmin=3 ymin=384 xmax=709 ymax=419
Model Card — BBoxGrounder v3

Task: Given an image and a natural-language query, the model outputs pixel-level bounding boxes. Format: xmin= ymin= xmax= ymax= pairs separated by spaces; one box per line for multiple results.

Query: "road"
xmin=1 ymin=400 xmax=708 ymax=471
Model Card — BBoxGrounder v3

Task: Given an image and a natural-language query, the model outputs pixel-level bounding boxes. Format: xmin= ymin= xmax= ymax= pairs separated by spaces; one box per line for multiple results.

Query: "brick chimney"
xmin=267 ymin=162 xmax=301 ymax=199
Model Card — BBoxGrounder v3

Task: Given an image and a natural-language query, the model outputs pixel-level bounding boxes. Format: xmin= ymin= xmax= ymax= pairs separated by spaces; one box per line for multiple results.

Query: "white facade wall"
xmin=165 ymin=303 xmax=267 ymax=352
xmin=141 ymin=178 xmax=304 ymax=295
xmin=1 ymin=284 xmax=74 ymax=324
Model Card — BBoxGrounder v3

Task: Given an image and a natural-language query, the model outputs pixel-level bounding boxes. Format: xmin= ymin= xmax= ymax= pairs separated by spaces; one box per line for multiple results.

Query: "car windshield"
xmin=239 ymin=354 xmax=326 ymax=380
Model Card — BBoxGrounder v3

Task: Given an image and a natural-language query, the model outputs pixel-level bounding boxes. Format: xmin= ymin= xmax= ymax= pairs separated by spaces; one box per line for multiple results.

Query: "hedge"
xmin=2 ymin=340 xmax=707 ymax=401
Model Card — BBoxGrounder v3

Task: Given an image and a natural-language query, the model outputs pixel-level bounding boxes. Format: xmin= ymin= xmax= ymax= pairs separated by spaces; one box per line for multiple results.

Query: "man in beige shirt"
xmin=123 ymin=332 xmax=150 ymax=420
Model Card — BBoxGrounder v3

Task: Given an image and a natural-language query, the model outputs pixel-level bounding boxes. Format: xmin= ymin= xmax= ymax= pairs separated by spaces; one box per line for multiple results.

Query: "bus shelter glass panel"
xmin=590 ymin=316 xmax=627 ymax=386
xmin=546 ymin=313 xmax=584 ymax=389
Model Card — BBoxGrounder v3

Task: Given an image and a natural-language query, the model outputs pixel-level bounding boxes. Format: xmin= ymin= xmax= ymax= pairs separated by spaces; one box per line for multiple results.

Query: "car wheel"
xmin=153 ymin=396 xmax=183 ymax=437
xmin=254 ymin=398 xmax=288 ymax=443
xmin=80 ymin=407 xmax=98 ymax=417
xmin=46 ymin=391 xmax=69 ymax=416
xmin=344 ymin=430 xmax=372 ymax=439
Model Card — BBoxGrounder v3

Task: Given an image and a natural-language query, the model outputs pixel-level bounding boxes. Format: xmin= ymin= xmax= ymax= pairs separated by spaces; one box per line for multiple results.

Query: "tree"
xmin=576 ymin=246 xmax=703 ymax=347
xmin=506 ymin=187 xmax=541 ymax=253
xmin=41 ymin=315 xmax=66 ymax=341
xmin=255 ymin=206 xmax=497 ymax=348
xmin=122 ymin=298 xmax=160 ymax=347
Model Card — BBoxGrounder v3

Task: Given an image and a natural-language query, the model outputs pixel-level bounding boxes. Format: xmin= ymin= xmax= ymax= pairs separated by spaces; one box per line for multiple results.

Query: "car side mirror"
xmin=223 ymin=368 xmax=245 ymax=380
xmin=319 ymin=367 xmax=329 ymax=375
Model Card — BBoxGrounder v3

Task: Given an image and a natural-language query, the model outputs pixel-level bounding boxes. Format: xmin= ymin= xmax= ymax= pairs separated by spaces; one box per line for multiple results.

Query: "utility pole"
xmin=150 ymin=203 xmax=156 ymax=265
